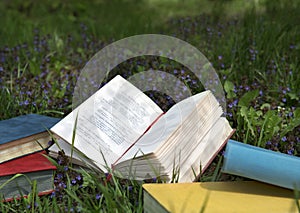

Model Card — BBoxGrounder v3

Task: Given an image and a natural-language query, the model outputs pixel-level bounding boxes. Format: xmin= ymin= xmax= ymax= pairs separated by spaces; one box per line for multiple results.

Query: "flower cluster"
xmin=0 ymin=24 xmax=106 ymax=119
xmin=51 ymin=150 xmax=83 ymax=200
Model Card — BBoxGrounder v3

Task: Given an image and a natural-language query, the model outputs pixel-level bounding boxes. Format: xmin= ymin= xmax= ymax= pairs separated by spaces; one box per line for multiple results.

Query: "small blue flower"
xmin=233 ymin=99 xmax=238 ymax=106
xmin=50 ymin=191 xmax=56 ymax=198
xmin=65 ymin=207 xmax=74 ymax=212
xmin=59 ymin=182 xmax=67 ymax=188
xmin=57 ymin=173 xmax=63 ymax=179
xmin=76 ymin=174 xmax=82 ymax=181
xmin=290 ymin=44 xmax=296 ymax=49
xmin=96 ymin=193 xmax=102 ymax=200
xmin=281 ymin=136 xmax=287 ymax=142
xmin=58 ymin=159 xmax=63 ymax=165
xmin=48 ymin=140 xmax=54 ymax=146
xmin=225 ymin=112 xmax=233 ymax=118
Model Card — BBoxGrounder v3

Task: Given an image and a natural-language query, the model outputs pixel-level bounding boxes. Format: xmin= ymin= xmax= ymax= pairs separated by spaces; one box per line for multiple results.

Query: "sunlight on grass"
xmin=0 ymin=0 xmax=299 ymax=211
xmin=0 ymin=0 xmax=261 ymax=47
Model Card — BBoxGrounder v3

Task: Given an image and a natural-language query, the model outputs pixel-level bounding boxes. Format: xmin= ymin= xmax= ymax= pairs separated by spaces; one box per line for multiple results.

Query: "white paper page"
xmin=119 ymin=91 xmax=212 ymax=161
xmin=51 ymin=75 xmax=163 ymax=171
xmin=180 ymin=117 xmax=233 ymax=182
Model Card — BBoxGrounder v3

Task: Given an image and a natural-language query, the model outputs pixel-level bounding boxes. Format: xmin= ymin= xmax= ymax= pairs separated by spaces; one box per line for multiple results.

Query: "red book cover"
xmin=0 ymin=151 xmax=56 ymax=176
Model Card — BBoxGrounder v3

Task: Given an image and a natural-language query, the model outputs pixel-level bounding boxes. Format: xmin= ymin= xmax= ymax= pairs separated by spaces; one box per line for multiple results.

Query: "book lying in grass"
xmin=0 ymin=151 xmax=56 ymax=202
xmin=143 ymin=181 xmax=300 ymax=213
xmin=50 ymin=75 xmax=233 ymax=182
xmin=222 ymin=139 xmax=300 ymax=190
xmin=0 ymin=114 xmax=60 ymax=163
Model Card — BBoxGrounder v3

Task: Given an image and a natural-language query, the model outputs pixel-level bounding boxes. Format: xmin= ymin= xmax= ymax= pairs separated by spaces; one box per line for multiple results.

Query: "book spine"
xmin=222 ymin=140 xmax=300 ymax=190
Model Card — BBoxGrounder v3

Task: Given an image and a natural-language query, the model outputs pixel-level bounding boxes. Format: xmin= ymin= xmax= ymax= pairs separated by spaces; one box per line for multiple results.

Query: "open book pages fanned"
xmin=50 ymin=75 xmax=233 ymax=182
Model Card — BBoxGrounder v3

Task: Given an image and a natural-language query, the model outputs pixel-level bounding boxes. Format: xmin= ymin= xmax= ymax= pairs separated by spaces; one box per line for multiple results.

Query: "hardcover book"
xmin=50 ymin=75 xmax=234 ymax=182
xmin=222 ymin=139 xmax=300 ymax=190
xmin=143 ymin=181 xmax=300 ymax=213
xmin=0 ymin=114 xmax=60 ymax=163
xmin=0 ymin=151 xmax=56 ymax=201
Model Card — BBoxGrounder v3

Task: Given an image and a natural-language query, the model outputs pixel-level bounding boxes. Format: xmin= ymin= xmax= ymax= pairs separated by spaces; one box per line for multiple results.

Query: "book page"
xmin=180 ymin=117 xmax=233 ymax=182
xmin=119 ymin=91 xmax=212 ymax=160
xmin=51 ymin=75 xmax=163 ymax=171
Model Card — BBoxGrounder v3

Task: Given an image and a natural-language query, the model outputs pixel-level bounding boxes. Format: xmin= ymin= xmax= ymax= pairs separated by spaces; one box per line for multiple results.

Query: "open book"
xmin=50 ymin=75 xmax=233 ymax=182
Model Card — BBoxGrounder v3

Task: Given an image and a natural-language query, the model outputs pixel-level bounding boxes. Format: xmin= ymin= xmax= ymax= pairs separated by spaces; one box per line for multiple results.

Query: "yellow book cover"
xmin=143 ymin=181 xmax=300 ymax=213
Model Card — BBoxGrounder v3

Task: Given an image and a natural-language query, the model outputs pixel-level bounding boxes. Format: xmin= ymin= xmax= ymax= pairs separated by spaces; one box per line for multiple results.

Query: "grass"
xmin=0 ymin=0 xmax=300 ymax=212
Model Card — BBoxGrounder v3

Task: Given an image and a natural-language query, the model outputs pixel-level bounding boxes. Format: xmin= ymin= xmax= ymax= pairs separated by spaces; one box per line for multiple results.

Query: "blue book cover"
xmin=222 ymin=139 xmax=300 ymax=190
xmin=0 ymin=114 xmax=60 ymax=145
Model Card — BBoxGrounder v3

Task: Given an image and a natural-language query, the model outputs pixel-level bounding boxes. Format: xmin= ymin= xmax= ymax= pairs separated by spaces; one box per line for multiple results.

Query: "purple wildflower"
xmin=96 ymin=193 xmax=102 ymax=200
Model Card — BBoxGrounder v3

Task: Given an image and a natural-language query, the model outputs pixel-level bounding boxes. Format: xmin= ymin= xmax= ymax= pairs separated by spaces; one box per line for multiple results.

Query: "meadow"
xmin=0 ymin=0 xmax=299 ymax=212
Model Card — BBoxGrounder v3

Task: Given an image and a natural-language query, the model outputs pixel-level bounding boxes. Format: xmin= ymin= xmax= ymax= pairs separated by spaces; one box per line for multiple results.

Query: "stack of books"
xmin=0 ymin=114 xmax=60 ymax=201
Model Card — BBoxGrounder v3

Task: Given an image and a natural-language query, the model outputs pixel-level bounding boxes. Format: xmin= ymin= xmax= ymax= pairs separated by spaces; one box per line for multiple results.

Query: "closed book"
xmin=143 ymin=181 xmax=300 ymax=213
xmin=0 ymin=114 xmax=60 ymax=163
xmin=222 ymin=139 xmax=300 ymax=190
xmin=0 ymin=151 xmax=56 ymax=201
